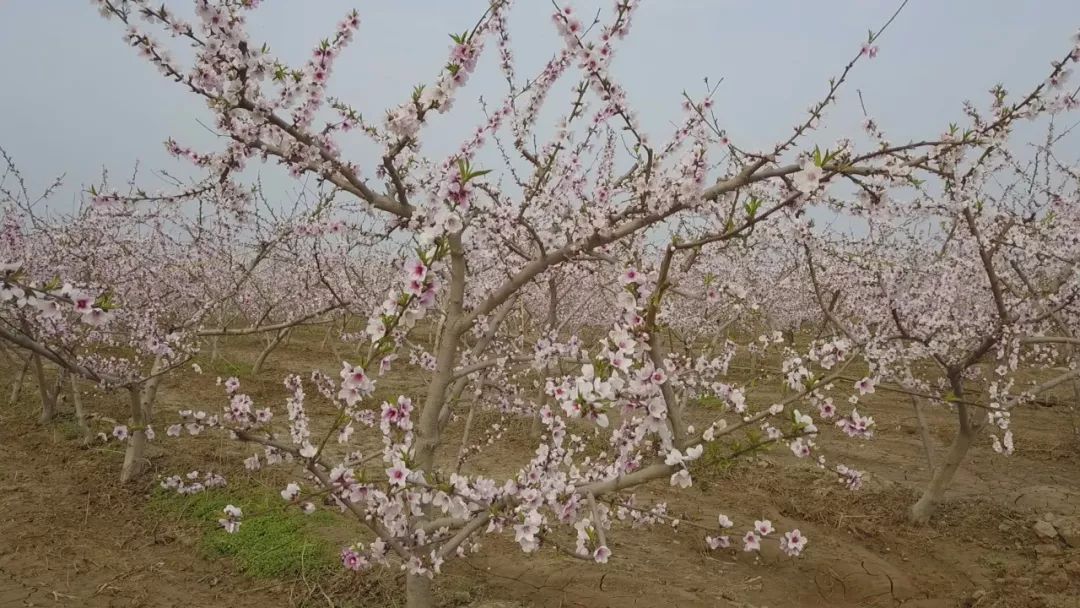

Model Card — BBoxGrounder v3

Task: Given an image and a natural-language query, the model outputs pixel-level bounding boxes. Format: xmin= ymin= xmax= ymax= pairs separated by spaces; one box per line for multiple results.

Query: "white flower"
xmin=219 ymin=505 xmax=243 ymax=534
xmin=670 ymin=469 xmax=692 ymax=488
xmin=281 ymin=482 xmax=301 ymax=501
xmin=792 ymin=159 xmax=824 ymax=194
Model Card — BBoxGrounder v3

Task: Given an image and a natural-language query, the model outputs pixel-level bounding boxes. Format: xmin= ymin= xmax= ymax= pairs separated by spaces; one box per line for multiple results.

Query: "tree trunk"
xmin=31 ymin=354 xmax=56 ymax=424
xmin=910 ymin=395 xmax=936 ymax=471
xmin=252 ymin=328 xmax=290 ymax=374
xmin=120 ymin=386 xmax=149 ymax=483
xmin=1069 ymin=376 xmax=1080 ymax=448
xmin=432 ymin=310 xmax=447 ymax=355
xmin=415 ymin=233 xmax=466 ymax=472
xmin=455 ymin=401 xmax=477 ymax=473
xmin=71 ymin=375 xmax=93 ymax=445
xmin=909 ymin=375 xmax=977 ymax=524
xmin=909 ymin=420 xmax=973 ymax=523
xmin=405 ymin=573 xmax=434 ymax=608
xmin=529 ymin=380 xmax=546 ymax=439
xmin=321 ymin=324 xmax=333 ymax=352
xmin=8 ymin=355 xmax=31 ymax=405
xmin=120 ymin=358 xmax=164 ymax=483
xmin=210 ymin=335 xmax=220 ymax=362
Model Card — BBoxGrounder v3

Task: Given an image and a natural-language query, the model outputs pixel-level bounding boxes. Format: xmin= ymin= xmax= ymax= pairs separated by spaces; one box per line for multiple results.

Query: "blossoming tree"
xmin=63 ymin=0 xmax=1080 ymax=605
xmin=802 ymin=115 xmax=1080 ymax=522
xmin=0 ymin=154 xmax=355 ymax=480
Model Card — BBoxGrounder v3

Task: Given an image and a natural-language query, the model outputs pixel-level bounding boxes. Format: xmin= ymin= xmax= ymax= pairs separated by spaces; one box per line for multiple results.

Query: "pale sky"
xmin=1 ymin=1 xmax=1077 ymax=209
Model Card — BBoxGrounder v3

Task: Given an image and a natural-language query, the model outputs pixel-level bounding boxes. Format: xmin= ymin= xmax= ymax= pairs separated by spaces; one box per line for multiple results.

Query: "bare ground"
xmin=2 ymin=332 xmax=1079 ymax=607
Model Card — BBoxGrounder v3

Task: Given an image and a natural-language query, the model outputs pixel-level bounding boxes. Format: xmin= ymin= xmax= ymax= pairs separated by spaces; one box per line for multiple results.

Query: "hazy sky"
xmin=1 ymin=1 xmax=1077 ymax=208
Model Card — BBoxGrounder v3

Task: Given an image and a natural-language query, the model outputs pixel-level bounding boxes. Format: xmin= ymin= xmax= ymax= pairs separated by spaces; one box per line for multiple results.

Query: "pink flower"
xmin=593 ymin=545 xmax=611 ymax=563
xmin=82 ymin=308 xmax=113 ymax=327
xmin=817 ymin=400 xmax=836 ymax=419
xmin=341 ymin=547 xmax=368 ymax=571
xmin=854 ymin=377 xmax=875 ymax=396
xmin=705 ymin=535 xmax=730 ymax=550
xmin=224 ymin=377 xmax=240 ymax=394
xmin=742 ymin=531 xmax=761 ymax=552
xmin=72 ymin=293 xmax=93 ymax=313
xmin=780 ymin=529 xmax=808 ymax=556
xmin=406 ymin=260 xmax=428 ymax=281
xmin=386 ymin=461 xmax=409 ymax=487
xmin=790 ymin=438 xmax=812 ymax=458
xmin=405 ymin=278 xmax=425 ymax=296
xmin=754 ymin=519 xmax=774 ymax=536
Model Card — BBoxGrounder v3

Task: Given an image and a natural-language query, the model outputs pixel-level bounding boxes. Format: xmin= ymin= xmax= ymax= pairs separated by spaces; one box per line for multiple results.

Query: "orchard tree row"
xmin=1 ymin=1 xmax=1079 ymax=606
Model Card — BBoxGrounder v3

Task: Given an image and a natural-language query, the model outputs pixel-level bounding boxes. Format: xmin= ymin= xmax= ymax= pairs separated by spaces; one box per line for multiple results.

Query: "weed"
xmin=148 ymin=485 xmax=338 ymax=579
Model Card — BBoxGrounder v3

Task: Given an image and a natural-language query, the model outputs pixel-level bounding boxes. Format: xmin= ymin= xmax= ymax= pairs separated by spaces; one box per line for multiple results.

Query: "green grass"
xmin=54 ymin=417 xmax=84 ymax=441
xmin=199 ymin=356 xmax=256 ymax=378
xmin=148 ymin=484 xmax=339 ymax=579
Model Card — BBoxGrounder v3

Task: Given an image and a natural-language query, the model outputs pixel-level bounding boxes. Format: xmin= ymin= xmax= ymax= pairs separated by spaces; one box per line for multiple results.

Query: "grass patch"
xmin=54 ymin=417 xmax=85 ymax=442
xmin=199 ymin=356 xmax=256 ymax=378
xmin=148 ymin=484 xmax=339 ymax=579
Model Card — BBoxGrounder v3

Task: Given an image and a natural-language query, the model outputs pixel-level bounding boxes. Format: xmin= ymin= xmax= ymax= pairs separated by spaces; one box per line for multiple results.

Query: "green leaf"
xmin=743 ymin=196 xmax=761 ymax=218
xmin=94 ymin=292 xmax=117 ymax=311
